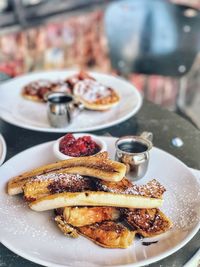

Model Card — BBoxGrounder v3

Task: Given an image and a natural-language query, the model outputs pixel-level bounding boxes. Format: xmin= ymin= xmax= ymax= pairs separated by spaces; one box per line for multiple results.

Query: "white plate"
xmin=0 ymin=137 xmax=200 ymax=267
xmin=0 ymin=134 xmax=6 ymax=166
xmin=0 ymin=71 xmax=142 ymax=132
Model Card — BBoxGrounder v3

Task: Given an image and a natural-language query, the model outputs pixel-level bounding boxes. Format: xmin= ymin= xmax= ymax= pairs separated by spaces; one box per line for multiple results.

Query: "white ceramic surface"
xmin=0 ymin=136 xmax=200 ymax=267
xmin=0 ymin=71 xmax=142 ymax=132
xmin=53 ymin=133 xmax=107 ymax=160
xmin=0 ymin=134 xmax=6 ymax=166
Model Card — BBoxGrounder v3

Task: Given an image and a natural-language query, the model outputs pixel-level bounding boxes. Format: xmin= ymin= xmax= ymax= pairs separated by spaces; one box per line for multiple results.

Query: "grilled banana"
xmin=8 ymin=153 xmax=126 ymax=195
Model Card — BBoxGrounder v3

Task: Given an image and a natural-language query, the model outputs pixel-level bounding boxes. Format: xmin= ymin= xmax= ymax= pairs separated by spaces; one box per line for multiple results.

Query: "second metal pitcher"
xmin=46 ymin=92 xmax=84 ymax=128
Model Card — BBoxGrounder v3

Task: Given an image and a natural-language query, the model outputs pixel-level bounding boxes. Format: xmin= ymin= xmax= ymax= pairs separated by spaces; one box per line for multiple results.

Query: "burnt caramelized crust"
xmin=47 ymin=175 xmax=93 ymax=194
xmin=23 ymin=173 xmax=95 ymax=202
xmin=78 ymin=220 xmax=136 ymax=248
xmin=121 ymin=208 xmax=172 ymax=237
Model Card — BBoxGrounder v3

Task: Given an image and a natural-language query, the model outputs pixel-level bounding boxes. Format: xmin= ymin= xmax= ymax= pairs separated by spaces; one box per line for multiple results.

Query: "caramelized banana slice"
xmin=30 ymin=191 xmax=163 ymax=211
xmin=23 ymin=173 xmax=93 ymax=202
xmin=8 ymin=153 xmax=126 ymax=195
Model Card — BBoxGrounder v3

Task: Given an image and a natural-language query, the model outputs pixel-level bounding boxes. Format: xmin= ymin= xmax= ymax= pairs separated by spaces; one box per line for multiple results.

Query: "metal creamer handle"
xmin=140 ymin=131 xmax=153 ymax=142
xmin=68 ymin=101 xmax=85 ymax=120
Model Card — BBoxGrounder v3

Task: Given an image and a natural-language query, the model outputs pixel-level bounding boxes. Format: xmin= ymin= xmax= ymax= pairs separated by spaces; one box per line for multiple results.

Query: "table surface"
xmin=0 ymin=99 xmax=200 ymax=267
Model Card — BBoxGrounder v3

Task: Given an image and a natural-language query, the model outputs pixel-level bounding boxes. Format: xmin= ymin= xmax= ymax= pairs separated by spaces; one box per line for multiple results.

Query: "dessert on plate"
xmin=7 ymin=152 xmax=172 ymax=248
xmin=21 ymin=71 xmax=120 ymax=110
xmin=22 ymin=79 xmax=71 ymax=102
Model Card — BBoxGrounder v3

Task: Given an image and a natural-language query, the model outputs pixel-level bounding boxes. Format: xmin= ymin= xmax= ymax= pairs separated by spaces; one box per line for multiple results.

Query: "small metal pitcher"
xmin=46 ymin=92 xmax=84 ymax=128
xmin=115 ymin=132 xmax=153 ymax=181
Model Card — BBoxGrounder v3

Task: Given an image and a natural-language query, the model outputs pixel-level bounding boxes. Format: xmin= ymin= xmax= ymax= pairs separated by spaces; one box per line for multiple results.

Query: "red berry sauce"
xmin=59 ymin=133 xmax=101 ymax=157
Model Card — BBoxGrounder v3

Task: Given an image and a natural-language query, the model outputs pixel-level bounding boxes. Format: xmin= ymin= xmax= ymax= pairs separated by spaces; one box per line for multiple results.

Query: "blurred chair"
xmin=104 ymin=0 xmax=200 ymax=76
xmin=104 ymin=0 xmax=200 ymax=114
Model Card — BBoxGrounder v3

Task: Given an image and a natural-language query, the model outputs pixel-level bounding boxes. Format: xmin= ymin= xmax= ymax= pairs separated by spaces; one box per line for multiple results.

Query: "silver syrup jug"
xmin=115 ymin=132 xmax=153 ymax=181
xmin=46 ymin=92 xmax=84 ymax=128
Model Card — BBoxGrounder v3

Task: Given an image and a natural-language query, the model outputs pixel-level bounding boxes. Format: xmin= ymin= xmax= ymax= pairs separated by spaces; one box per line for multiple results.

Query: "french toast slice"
xmin=30 ymin=191 xmax=163 ymax=211
xmin=8 ymin=153 xmax=126 ymax=195
xmin=55 ymin=214 xmax=135 ymax=248
xmin=55 ymin=215 xmax=79 ymax=238
xmin=78 ymin=220 xmax=136 ymax=248
xmin=94 ymin=179 xmax=165 ymax=199
xmin=122 ymin=208 xmax=172 ymax=237
xmin=63 ymin=207 xmax=120 ymax=227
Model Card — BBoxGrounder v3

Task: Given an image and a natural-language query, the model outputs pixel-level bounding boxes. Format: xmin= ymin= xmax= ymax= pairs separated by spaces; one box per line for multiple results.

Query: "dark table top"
xmin=0 ymin=99 xmax=200 ymax=267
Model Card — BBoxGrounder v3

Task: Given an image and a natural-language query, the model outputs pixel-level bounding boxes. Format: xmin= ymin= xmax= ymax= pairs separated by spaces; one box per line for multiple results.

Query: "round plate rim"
xmin=0 ymin=134 xmax=7 ymax=166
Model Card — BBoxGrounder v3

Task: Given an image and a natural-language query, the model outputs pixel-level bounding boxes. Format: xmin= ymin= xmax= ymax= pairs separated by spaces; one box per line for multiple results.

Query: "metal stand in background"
xmin=176 ymin=54 xmax=200 ymax=129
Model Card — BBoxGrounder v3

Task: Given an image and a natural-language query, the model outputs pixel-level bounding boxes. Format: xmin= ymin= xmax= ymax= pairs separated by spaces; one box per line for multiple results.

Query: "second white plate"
xmin=0 ymin=71 xmax=142 ymax=132
xmin=0 ymin=134 xmax=6 ymax=166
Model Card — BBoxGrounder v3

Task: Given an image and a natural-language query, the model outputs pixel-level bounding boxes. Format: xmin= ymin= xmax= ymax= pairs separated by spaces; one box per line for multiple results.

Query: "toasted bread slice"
xmin=63 ymin=207 xmax=120 ymax=227
xmin=8 ymin=153 xmax=126 ymax=195
xmin=30 ymin=191 xmax=163 ymax=211
xmin=94 ymin=178 xmax=165 ymax=199
xmin=78 ymin=220 xmax=135 ymax=248
xmin=55 ymin=215 xmax=79 ymax=238
xmin=122 ymin=208 xmax=172 ymax=237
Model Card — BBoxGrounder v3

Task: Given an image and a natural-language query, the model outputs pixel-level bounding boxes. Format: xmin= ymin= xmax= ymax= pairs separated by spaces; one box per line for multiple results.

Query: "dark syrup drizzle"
xmin=142 ymin=241 xmax=158 ymax=246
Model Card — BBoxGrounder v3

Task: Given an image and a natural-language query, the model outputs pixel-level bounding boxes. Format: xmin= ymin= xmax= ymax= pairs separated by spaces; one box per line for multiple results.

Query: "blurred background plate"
xmin=0 ymin=70 xmax=142 ymax=132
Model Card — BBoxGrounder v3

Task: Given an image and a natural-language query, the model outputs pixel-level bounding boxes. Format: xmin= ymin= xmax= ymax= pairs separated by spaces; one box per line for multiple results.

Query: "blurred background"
xmin=0 ymin=0 xmax=200 ymax=128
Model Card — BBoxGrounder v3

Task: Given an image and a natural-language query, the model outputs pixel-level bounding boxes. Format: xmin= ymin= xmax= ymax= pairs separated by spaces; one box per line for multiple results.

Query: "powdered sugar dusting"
xmin=162 ymin=178 xmax=200 ymax=230
xmin=30 ymin=172 xmax=84 ymax=183
xmin=25 ymin=79 xmax=52 ymax=90
xmin=0 ymin=194 xmax=64 ymax=247
xmin=98 ymin=179 xmax=165 ymax=198
xmin=74 ymin=79 xmax=111 ymax=102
